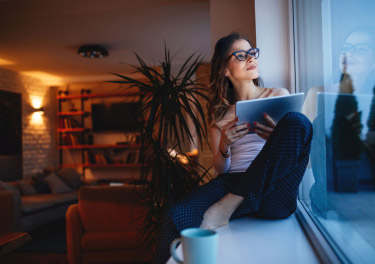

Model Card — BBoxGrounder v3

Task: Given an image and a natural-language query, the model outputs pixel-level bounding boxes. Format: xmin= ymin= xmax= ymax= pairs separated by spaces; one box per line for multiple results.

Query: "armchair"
xmin=66 ymin=185 xmax=151 ymax=264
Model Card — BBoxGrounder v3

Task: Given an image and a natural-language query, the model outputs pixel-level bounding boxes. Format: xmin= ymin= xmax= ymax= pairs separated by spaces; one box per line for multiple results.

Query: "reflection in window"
xmin=294 ymin=0 xmax=375 ymax=263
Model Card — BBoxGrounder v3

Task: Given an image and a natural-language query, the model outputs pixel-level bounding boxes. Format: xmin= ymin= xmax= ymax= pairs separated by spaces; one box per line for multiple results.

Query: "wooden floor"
xmin=0 ymin=252 xmax=68 ymax=264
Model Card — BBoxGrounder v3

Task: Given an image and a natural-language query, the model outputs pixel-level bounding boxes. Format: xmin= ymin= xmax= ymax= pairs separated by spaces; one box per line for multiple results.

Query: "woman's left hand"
xmin=252 ymin=113 xmax=276 ymax=140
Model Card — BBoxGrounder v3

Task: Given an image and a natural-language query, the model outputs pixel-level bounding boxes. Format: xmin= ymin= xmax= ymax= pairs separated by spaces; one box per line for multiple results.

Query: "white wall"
xmin=255 ymin=0 xmax=292 ymax=90
xmin=210 ymin=0 xmax=256 ymax=57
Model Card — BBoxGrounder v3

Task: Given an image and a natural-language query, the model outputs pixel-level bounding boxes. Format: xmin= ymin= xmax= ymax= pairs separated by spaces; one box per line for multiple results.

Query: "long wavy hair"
xmin=207 ymin=33 xmax=263 ymax=126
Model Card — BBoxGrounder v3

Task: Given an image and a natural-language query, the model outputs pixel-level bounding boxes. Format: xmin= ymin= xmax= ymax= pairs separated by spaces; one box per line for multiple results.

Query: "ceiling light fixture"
xmin=78 ymin=45 xmax=109 ymax=58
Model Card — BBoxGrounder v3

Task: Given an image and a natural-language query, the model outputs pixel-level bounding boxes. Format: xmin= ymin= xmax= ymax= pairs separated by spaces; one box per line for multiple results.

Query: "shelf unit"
xmin=58 ymin=128 xmax=86 ymax=133
xmin=57 ymin=111 xmax=88 ymax=116
xmin=57 ymin=89 xmax=143 ymax=178
xmin=60 ymin=163 xmax=144 ymax=168
xmin=83 ymin=163 xmax=145 ymax=168
xmin=58 ymin=144 xmax=141 ymax=149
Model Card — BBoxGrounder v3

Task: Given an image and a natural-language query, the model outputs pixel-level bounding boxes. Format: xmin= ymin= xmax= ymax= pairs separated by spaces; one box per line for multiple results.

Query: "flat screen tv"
xmin=91 ymin=102 xmax=141 ymax=132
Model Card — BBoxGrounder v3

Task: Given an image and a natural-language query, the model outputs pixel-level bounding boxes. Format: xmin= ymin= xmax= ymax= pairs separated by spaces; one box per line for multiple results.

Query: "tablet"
xmin=317 ymin=92 xmax=372 ymax=139
xmin=235 ymin=93 xmax=304 ymax=133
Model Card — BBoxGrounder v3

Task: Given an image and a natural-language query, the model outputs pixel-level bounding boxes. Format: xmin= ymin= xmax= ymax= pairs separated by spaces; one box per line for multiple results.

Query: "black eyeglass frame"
xmin=229 ymin=48 xmax=260 ymax=61
xmin=340 ymin=43 xmax=374 ymax=56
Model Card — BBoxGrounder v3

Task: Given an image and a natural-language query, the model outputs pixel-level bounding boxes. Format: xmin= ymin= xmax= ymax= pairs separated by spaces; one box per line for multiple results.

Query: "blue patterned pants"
xmin=154 ymin=112 xmax=313 ymax=263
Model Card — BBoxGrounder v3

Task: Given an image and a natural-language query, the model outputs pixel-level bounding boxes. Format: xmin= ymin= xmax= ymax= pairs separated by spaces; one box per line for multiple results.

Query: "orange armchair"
xmin=66 ymin=185 xmax=152 ymax=264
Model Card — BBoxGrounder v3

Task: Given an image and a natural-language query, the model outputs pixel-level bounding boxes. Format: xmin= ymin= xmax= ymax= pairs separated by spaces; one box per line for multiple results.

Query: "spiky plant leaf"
xmin=110 ymin=44 xmax=211 ymax=252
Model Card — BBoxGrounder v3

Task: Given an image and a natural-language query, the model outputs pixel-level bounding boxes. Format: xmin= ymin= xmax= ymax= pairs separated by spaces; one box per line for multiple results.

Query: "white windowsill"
xmin=167 ymin=211 xmax=321 ymax=264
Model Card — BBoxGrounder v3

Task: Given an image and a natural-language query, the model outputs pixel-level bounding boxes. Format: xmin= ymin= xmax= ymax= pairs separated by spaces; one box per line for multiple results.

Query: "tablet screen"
xmin=235 ymin=93 xmax=304 ymax=133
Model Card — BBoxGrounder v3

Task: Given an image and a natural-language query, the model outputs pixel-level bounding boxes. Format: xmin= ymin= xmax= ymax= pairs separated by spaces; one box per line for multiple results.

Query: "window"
xmin=293 ymin=0 xmax=375 ymax=263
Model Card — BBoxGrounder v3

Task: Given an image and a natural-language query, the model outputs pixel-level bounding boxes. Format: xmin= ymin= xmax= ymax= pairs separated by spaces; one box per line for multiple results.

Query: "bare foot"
xmin=200 ymin=193 xmax=244 ymax=229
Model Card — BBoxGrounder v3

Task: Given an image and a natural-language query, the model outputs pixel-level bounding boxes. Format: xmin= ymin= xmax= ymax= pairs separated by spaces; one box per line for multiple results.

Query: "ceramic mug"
xmin=170 ymin=228 xmax=218 ymax=264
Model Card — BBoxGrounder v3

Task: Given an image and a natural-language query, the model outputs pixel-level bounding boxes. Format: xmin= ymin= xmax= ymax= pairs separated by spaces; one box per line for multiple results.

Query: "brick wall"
xmin=0 ymin=68 xmax=57 ymax=179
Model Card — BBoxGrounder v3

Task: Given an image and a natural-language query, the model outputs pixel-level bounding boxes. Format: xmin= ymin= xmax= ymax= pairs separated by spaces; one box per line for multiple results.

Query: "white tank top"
xmin=212 ymin=87 xmax=286 ymax=173
xmin=228 ymin=133 xmax=265 ymax=173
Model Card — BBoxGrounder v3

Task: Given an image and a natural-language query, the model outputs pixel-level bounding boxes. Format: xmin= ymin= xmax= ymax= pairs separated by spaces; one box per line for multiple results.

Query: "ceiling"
xmin=0 ymin=0 xmax=210 ymax=84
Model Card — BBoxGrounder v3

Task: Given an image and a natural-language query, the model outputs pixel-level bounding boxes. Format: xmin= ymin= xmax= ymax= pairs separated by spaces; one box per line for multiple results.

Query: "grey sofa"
xmin=0 ymin=168 xmax=92 ymax=233
xmin=0 ymin=186 xmax=78 ymax=232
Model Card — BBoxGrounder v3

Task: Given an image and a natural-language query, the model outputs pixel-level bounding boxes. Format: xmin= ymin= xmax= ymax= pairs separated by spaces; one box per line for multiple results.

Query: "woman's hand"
xmin=253 ymin=113 xmax=276 ymax=140
xmin=346 ymin=111 xmax=362 ymax=135
xmin=219 ymin=118 xmax=249 ymax=152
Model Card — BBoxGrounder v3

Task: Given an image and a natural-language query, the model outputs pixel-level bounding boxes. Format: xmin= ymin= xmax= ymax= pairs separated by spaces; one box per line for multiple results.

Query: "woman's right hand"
xmin=219 ymin=118 xmax=249 ymax=152
xmin=346 ymin=111 xmax=362 ymax=135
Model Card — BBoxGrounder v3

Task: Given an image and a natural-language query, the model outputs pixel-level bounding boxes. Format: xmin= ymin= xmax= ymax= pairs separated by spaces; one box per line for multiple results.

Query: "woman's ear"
xmin=224 ymin=68 xmax=230 ymax=77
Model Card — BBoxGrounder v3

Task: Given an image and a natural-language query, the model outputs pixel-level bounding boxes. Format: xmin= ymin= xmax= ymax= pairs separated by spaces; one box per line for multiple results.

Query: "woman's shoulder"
xmin=271 ymin=87 xmax=290 ymax=96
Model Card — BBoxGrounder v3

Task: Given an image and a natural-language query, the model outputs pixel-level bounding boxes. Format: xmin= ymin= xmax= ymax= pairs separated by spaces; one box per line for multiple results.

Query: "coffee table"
xmin=0 ymin=232 xmax=32 ymax=256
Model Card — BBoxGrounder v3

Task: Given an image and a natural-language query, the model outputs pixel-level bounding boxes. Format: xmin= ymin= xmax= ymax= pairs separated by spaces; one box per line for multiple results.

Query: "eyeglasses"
xmin=341 ymin=43 xmax=373 ymax=56
xmin=229 ymin=48 xmax=259 ymax=61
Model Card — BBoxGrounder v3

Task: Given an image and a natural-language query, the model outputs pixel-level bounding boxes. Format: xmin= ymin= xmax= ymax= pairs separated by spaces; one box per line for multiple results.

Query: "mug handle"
xmin=170 ymin=238 xmax=183 ymax=263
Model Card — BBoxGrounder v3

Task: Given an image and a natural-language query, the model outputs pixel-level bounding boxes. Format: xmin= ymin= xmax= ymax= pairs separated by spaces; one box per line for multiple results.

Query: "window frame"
xmin=295 ymin=201 xmax=342 ymax=263
xmin=289 ymin=0 xmax=346 ymax=262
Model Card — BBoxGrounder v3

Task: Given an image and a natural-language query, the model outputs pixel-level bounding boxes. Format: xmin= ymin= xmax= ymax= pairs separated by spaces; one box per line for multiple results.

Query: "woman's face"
xmin=339 ymin=32 xmax=375 ymax=78
xmin=225 ymin=39 xmax=259 ymax=82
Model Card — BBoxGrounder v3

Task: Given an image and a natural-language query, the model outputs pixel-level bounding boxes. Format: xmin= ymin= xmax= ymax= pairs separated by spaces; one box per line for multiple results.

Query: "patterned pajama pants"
xmin=153 ymin=112 xmax=313 ymax=264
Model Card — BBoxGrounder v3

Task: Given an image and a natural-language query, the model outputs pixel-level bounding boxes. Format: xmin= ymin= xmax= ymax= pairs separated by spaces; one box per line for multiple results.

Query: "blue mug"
xmin=170 ymin=228 xmax=218 ymax=264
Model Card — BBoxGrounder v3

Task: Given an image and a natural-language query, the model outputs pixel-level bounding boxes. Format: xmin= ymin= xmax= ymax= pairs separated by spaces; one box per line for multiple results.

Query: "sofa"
xmin=66 ymin=185 xmax=152 ymax=264
xmin=0 ymin=168 xmax=90 ymax=233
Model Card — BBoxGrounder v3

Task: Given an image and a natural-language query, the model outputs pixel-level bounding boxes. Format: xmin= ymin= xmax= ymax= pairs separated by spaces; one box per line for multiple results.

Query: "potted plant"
xmin=111 ymin=46 xmax=211 ymax=249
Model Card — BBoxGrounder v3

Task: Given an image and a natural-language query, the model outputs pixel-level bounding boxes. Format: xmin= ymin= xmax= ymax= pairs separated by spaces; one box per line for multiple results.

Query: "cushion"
xmin=56 ymin=168 xmax=82 ymax=190
xmin=18 ymin=180 xmax=37 ymax=196
xmin=43 ymin=167 xmax=59 ymax=177
xmin=33 ymin=173 xmax=51 ymax=193
xmin=44 ymin=172 xmax=73 ymax=194
xmin=0 ymin=180 xmax=21 ymax=195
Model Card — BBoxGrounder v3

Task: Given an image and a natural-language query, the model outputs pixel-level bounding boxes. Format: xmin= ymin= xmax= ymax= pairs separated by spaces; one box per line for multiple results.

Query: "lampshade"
xmin=78 ymin=45 xmax=109 ymax=58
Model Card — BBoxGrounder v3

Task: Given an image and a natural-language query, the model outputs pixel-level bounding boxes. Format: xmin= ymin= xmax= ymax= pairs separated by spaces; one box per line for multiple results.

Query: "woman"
xmin=154 ymin=33 xmax=312 ymax=263
xmin=306 ymin=28 xmax=375 ymax=205
xmin=303 ymin=28 xmax=375 ymax=121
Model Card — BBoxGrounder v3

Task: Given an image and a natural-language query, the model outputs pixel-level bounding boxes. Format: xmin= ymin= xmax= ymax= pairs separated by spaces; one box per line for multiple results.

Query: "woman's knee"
xmin=279 ymin=112 xmax=313 ymax=139
xmin=281 ymin=112 xmax=311 ymax=127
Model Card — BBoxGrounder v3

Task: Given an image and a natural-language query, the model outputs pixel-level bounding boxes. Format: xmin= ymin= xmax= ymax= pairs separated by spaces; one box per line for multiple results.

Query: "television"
xmin=91 ymin=102 xmax=141 ymax=132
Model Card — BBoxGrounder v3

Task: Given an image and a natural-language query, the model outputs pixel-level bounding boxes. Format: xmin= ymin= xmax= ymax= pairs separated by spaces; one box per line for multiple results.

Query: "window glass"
xmin=294 ymin=0 xmax=375 ymax=262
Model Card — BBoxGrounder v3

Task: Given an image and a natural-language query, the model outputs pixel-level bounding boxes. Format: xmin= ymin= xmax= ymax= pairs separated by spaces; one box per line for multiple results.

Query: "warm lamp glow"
xmin=30 ymin=96 xmax=43 ymax=109
xmin=29 ymin=95 xmax=45 ymax=125
xmin=0 ymin=57 xmax=14 ymax=66
xmin=186 ymin=148 xmax=199 ymax=157
xmin=27 ymin=95 xmax=46 ymax=127
xmin=168 ymin=148 xmax=197 ymax=164
xmin=177 ymin=154 xmax=189 ymax=164
xmin=21 ymin=71 xmax=63 ymax=86
xmin=31 ymin=111 xmax=44 ymax=125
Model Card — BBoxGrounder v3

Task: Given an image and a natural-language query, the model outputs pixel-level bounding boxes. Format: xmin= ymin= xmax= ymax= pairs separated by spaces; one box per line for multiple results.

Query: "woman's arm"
xmin=211 ymin=125 xmax=231 ymax=174
xmin=211 ymin=118 xmax=249 ymax=174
